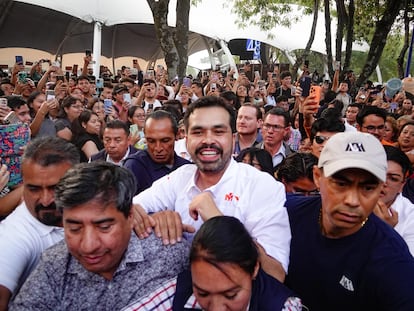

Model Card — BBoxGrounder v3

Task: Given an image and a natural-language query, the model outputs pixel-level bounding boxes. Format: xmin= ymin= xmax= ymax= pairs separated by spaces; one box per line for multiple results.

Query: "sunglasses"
xmin=314 ymin=135 xmax=331 ymax=144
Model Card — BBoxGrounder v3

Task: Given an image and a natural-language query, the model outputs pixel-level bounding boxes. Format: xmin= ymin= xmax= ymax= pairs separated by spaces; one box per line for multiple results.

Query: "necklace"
xmin=319 ymin=208 xmax=368 ymax=236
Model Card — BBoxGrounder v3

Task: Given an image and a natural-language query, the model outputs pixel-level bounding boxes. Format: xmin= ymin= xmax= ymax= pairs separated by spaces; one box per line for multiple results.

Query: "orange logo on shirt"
xmin=225 ymin=192 xmax=239 ymax=202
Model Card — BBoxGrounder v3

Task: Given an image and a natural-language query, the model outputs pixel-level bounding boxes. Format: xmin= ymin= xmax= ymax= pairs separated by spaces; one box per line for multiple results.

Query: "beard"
xmin=35 ymin=203 xmax=62 ymax=227
xmin=191 ymin=143 xmax=231 ymax=174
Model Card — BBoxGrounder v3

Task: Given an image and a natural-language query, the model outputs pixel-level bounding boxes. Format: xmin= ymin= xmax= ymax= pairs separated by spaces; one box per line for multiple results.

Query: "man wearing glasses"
xmin=356 ymin=105 xmax=391 ymax=144
xmin=256 ymin=107 xmax=294 ymax=170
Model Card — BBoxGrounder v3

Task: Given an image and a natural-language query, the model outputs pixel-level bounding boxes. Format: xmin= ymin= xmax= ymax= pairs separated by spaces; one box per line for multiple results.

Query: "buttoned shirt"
xmin=133 ymin=158 xmax=291 ymax=272
xmin=11 ymin=234 xmax=189 ymax=310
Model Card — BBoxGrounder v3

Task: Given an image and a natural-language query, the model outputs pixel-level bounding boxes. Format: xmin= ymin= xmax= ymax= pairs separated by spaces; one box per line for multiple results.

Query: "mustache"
xmin=195 ymin=144 xmax=223 ymax=155
xmin=35 ymin=203 xmax=62 ymax=226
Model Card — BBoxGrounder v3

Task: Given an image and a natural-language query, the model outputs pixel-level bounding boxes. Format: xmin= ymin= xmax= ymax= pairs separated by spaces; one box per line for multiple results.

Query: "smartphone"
xmin=15 ymin=56 xmax=23 ymax=65
xmin=129 ymin=124 xmax=138 ymax=136
xmin=239 ymin=68 xmax=245 ymax=74
xmin=56 ymin=75 xmax=64 ymax=82
xmin=52 ymin=61 xmax=60 ymax=68
xmin=254 ymin=71 xmax=260 ymax=79
xmin=210 ymin=83 xmax=217 ymax=92
xmin=299 ymin=76 xmax=312 ymax=97
xmin=4 ymin=111 xmax=20 ymax=124
xmin=104 ymin=99 xmax=113 ymax=115
xmin=123 ymin=93 xmax=131 ymax=103
xmin=183 ymin=77 xmax=191 ymax=87
xmin=133 ymin=59 xmax=138 ymax=65
xmin=334 ymin=61 xmax=341 ymax=71
xmin=96 ymin=78 xmax=104 ymax=89
xmin=310 ymin=85 xmax=322 ymax=103
xmin=304 ymin=60 xmax=309 ymax=67
xmin=85 ymin=50 xmax=92 ymax=57
xmin=25 ymin=61 xmax=33 ymax=66
xmin=18 ymin=71 xmax=27 ymax=84
xmin=146 ymin=70 xmax=154 ymax=79
xmin=72 ymin=64 xmax=78 ymax=75
xmin=46 ymin=90 xmax=55 ymax=101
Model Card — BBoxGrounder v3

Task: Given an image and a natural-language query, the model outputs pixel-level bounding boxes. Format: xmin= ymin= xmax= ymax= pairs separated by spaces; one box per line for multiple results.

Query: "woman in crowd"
xmin=71 ymin=110 xmax=103 ymax=162
xmin=173 ymin=216 xmax=302 ymax=310
xmin=383 ymin=115 xmax=399 ymax=144
xmin=395 ymin=122 xmax=414 ymax=165
xmin=55 ymin=96 xmax=83 ymax=141
xmin=27 ymin=91 xmax=58 ymax=138
xmin=127 ymin=105 xmax=146 ymax=150
xmin=235 ymin=147 xmax=274 ymax=176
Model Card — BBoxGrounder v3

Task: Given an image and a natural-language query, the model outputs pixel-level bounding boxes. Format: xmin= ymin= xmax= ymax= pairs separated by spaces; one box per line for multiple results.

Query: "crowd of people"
xmin=1 ymin=54 xmax=414 ymax=310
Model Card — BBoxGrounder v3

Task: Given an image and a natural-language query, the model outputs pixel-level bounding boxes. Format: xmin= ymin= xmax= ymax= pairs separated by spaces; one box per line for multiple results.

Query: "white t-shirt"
xmin=0 ymin=202 xmax=63 ymax=294
xmin=133 ymin=158 xmax=291 ymax=272
xmin=393 ymin=193 xmax=414 ymax=256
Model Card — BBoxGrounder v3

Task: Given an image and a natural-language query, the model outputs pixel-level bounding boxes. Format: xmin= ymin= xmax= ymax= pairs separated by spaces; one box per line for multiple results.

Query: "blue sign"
xmin=246 ymin=39 xmax=261 ymax=60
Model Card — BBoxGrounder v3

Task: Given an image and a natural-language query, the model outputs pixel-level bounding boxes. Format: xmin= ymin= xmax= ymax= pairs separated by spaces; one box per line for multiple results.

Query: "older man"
xmin=10 ymin=162 xmax=188 ymax=310
xmin=124 ymin=110 xmax=190 ymax=195
xmin=286 ymin=132 xmax=414 ymax=310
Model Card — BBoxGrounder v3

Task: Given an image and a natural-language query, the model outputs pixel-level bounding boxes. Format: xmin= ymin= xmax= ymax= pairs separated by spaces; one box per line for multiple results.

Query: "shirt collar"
xmin=106 ymin=147 xmax=132 ymax=166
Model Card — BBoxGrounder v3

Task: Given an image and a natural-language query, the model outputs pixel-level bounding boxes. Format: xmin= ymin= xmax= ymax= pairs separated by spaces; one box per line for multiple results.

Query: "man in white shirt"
xmin=374 ymin=145 xmax=414 ymax=256
xmin=133 ymin=96 xmax=290 ymax=282
xmin=0 ymin=137 xmax=79 ymax=310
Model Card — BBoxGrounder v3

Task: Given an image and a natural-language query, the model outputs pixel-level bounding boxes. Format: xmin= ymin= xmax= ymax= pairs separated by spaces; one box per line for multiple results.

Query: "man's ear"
xmin=313 ymin=165 xmax=321 ymax=189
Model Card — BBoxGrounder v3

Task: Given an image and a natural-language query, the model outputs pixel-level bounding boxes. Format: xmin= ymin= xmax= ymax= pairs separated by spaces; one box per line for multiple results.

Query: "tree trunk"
xmin=356 ymin=0 xmax=404 ymax=86
xmin=324 ymin=0 xmax=334 ymax=79
xmin=147 ymin=0 xmax=190 ymax=82
xmin=174 ymin=0 xmax=190 ymax=82
xmin=343 ymin=0 xmax=354 ymax=72
xmin=397 ymin=0 xmax=410 ymax=79
xmin=335 ymin=0 xmax=347 ymax=65
xmin=291 ymin=0 xmax=320 ymax=80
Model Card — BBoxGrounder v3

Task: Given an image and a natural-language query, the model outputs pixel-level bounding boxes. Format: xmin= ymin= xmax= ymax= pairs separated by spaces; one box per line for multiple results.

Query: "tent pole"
xmin=92 ymin=21 xmax=102 ymax=78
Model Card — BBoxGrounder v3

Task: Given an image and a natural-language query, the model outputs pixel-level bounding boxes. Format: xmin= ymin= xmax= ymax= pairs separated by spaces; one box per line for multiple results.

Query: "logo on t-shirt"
xmin=339 ymin=275 xmax=354 ymax=291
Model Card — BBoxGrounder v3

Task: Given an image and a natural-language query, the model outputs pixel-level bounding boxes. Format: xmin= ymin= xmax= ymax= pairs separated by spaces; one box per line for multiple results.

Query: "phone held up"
xmin=299 ymin=76 xmax=312 ymax=97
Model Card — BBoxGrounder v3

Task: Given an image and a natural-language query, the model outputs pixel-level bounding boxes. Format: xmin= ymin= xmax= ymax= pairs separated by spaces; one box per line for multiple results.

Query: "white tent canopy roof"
xmin=13 ymin=0 xmax=364 ymax=56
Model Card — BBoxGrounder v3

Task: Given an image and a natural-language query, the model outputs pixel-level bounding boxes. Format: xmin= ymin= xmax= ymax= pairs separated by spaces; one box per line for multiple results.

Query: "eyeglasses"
xmin=262 ymin=123 xmax=286 ymax=131
xmin=314 ymin=135 xmax=331 ymax=144
xmin=362 ymin=125 xmax=385 ymax=132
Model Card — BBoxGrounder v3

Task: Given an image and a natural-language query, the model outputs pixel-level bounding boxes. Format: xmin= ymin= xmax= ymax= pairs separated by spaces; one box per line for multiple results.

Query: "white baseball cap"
xmin=318 ymin=132 xmax=387 ymax=182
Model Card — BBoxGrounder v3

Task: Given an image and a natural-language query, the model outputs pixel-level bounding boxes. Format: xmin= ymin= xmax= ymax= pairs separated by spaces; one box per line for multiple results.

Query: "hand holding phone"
xmin=310 ymin=85 xmax=322 ymax=104
xmin=183 ymin=77 xmax=191 ymax=88
xmin=299 ymin=76 xmax=312 ymax=97
xmin=104 ymin=99 xmax=113 ymax=115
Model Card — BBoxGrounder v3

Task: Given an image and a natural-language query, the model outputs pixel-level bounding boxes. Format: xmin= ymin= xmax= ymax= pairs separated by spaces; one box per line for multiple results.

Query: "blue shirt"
xmin=123 ymin=150 xmax=191 ymax=195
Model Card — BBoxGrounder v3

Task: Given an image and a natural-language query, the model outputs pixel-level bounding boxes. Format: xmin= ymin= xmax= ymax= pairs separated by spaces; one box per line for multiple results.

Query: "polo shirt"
xmin=124 ymin=150 xmax=191 ymax=195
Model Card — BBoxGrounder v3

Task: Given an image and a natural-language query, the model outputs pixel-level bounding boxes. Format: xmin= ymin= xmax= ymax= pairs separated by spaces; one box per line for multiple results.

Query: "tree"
xmin=356 ymin=0 xmax=404 ymax=85
xmin=146 ymin=0 xmax=191 ymax=82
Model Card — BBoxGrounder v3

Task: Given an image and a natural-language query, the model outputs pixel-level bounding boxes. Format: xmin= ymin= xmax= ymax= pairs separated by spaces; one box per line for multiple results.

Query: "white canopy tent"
xmin=3 ymin=0 xmax=367 ymax=73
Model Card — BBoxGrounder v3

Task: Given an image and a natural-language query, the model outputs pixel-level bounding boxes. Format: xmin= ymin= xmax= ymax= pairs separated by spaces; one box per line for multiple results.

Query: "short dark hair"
xmin=356 ymin=106 xmax=387 ymax=127
xmin=23 ymin=136 xmax=80 ymax=167
xmin=190 ymin=216 xmax=258 ymax=276
xmin=280 ymin=71 xmax=291 ymax=80
xmin=264 ymin=107 xmax=290 ymax=127
xmin=105 ymin=119 xmax=130 ymax=136
xmin=383 ymin=145 xmax=412 ymax=178
xmin=183 ymin=96 xmax=236 ymax=133
xmin=276 ymin=95 xmax=288 ymax=103
xmin=310 ymin=116 xmax=345 ymax=141
xmin=276 ymin=152 xmax=318 ymax=183
xmin=55 ymin=162 xmax=135 ymax=218
xmin=145 ymin=109 xmax=178 ymax=135
xmin=76 ymin=75 xmax=90 ymax=83
xmin=5 ymin=95 xmax=27 ymax=111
